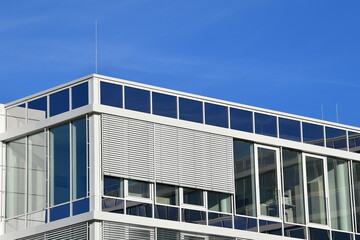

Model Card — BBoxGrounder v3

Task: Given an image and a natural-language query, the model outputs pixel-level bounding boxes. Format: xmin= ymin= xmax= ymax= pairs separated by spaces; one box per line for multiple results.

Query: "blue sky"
xmin=1 ymin=1 xmax=360 ymax=126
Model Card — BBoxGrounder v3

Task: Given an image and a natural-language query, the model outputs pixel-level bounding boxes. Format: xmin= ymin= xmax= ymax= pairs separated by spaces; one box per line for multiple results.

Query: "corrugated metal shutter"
xmin=157 ymin=228 xmax=180 ymax=240
xmin=208 ymin=236 xmax=234 ymax=240
xmin=19 ymin=235 xmax=43 ymax=240
xmin=102 ymin=115 xmax=154 ymax=181
xmin=102 ymin=221 xmax=154 ymax=240
xmin=155 ymin=124 xmax=234 ymax=193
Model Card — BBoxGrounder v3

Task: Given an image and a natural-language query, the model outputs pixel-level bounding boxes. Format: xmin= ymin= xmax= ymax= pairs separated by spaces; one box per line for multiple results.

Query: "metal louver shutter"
xmin=155 ymin=124 xmax=234 ymax=193
xmin=102 ymin=114 xmax=154 ymax=181
xmin=18 ymin=223 xmax=88 ymax=240
xmin=208 ymin=236 xmax=234 ymax=240
xmin=156 ymin=228 xmax=180 ymax=240
xmin=19 ymin=235 xmax=44 ymax=240
xmin=102 ymin=221 xmax=154 ymax=240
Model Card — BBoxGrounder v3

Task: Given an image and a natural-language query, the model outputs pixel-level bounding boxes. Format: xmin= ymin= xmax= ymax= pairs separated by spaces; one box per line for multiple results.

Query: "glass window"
xmin=6 ymin=138 xmax=26 ymax=218
xmin=308 ymin=228 xmax=330 ymax=240
xmin=282 ymin=149 xmax=305 ymax=224
xmin=179 ymin=97 xmax=203 ymax=123
xmin=73 ymin=198 xmax=89 ymax=215
xmin=50 ymin=124 xmax=70 ymax=206
xmin=325 ymin=127 xmax=347 ymax=150
xmin=128 ymin=180 xmax=150 ymax=198
xmin=354 ymin=161 xmax=360 ymax=233
xmin=327 ymin=158 xmax=352 ymax=231
xmin=207 ymin=192 xmax=231 ymax=213
xmin=50 ymin=89 xmax=69 ymax=117
xmin=181 ymin=209 xmax=206 ymax=225
xmin=234 ymin=216 xmax=258 ymax=232
xmin=283 ymin=224 xmax=306 ymax=239
xmin=49 ymin=204 xmax=70 ymax=222
xmin=205 ymin=103 xmax=228 ymax=128
xmin=302 ymin=122 xmax=324 ymax=146
xmin=28 ymin=132 xmax=46 ymax=213
xmin=349 ymin=131 xmax=360 ymax=153
xmin=183 ymin=188 xmax=204 ymax=206
xmin=6 ymin=104 xmax=26 ymax=130
xmin=125 ymin=86 xmax=150 ymax=113
xmin=233 ymin=140 xmax=256 ymax=216
xmin=156 ymin=183 xmax=179 ymax=206
xmin=72 ymin=119 xmax=87 ymax=200
xmin=332 ymin=231 xmax=352 ymax=240
xmin=279 ymin=118 xmax=301 ymax=142
xmin=100 ymin=81 xmax=123 ymax=108
xmin=255 ymin=113 xmax=277 ymax=137
xmin=259 ymin=220 xmax=282 ymax=235
xmin=152 ymin=92 xmax=177 ymax=118
xmin=306 ymin=156 xmax=327 ymax=225
xmin=102 ymin=198 xmax=124 ymax=213
xmin=104 ymin=176 xmax=124 ymax=198
xmin=155 ymin=205 xmax=179 ymax=221
xmin=71 ymin=82 xmax=88 ymax=110
xmin=208 ymin=212 xmax=232 ymax=228
xmin=28 ymin=97 xmax=47 ymax=124
xmin=258 ymin=147 xmax=279 ymax=217
xmin=126 ymin=201 xmax=152 ymax=218
xmin=230 ymin=108 xmax=253 ymax=133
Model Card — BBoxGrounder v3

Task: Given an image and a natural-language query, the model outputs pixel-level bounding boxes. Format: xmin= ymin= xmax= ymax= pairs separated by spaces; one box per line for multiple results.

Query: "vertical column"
xmin=0 ymin=104 xmax=5 ymax=234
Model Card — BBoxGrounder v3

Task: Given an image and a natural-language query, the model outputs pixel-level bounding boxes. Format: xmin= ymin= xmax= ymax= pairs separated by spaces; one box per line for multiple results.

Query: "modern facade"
xmin=0 ymin=74 xmax=360 ymax=240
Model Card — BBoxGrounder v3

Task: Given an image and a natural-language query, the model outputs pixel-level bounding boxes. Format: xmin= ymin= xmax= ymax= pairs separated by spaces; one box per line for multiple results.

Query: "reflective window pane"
xmin=7 ymin=104 xmax=26 ymax=130
xmin=50 ymin=89 xmax=69 ymax=117
xmin=356 ymin=235 xmax=360 ymax=240
xmin=183 ymin=188 xmax=203 ymax=206
xmin=349 ymin=131 xmax=360 ymax=153
xmin=156 ymin=183 xmax=179 ymax=206
xmin=327 ymin=158 xmax=352 ymax=231
xmin=73 ymin=198 xmax=89 ymax=215
xmin=282 ymin=149 xmax=305 ymax=224
xmin=233 ymin=140 xmax=256 ymax=216
xmin=258 ymin=148 xmax=279 ymax=217
xmin=28 ymin=132 xmax=46 ymax=213
xmin=279 ymin=118 xmax=301 ymax=142
xmin=326 ymin=127 xmax=347 ymax=150
xmin=126 ymin=201 xmax=152 ymax=218
xmin=152 ymin=92 xmax=177 ymax=118
xmin=259 ymin=220 xmax=282 ymax=236
xmin=6 ymin=138 xmax=26 ymax=218
xmin=255 ymin=113 xmax=277 ymax=137
xmin=332 ymin=231 xmax=352 ymax=240
xmin=354 ymin=161 xmax=360 ymax=232
xmin=205 ymin=103 xmax=228 ymax=128
xmin=28 ymin=97 xmax=47 ymax=124
xmin=179 ymin=97 xmax=203 ymax=123
xmin=104 ymin=176 xmax=124 ymax=198
xmin=155 ymin=205 xmax=179 ymax=221
xmin=50 ymin=124 xmax=70 ymax=206
xmin=207 ymin=192 xmax=231 ymax=213
xmin=100 ymin=81 xmax=123 ymax=108
xmin=71 ymin=82 xmax=88 ymax=109
xmin=128 ymin=180 xmax=150 ymax=198
xmin=72 ymin=119 xmax=87 ymax=200
xmin=230 ymin=108 xmax=253 ymax=133
xmin=208 ymin=213 xmax=232 ymax=228
xmin=309 ymin=228 xmax=330 ymax=240
xmin=125 ymin=86 xmax=150 ymax=113
xmin=102 ymin=197 xmax=124 ymax=213
xmin=306 ymin=156 xmax=327 ymax=225
xmin=302 ymin=122 xmax=324 ymax=146
xmin=181 ymin=209 xmax=206 ymax=225
xmin=284 ymin=224 xmax=306 ymax=239
xmin=234 ymin=216 xmax=257 ymax=232
xmin=50 ymin=203 xmax=70 ymax=222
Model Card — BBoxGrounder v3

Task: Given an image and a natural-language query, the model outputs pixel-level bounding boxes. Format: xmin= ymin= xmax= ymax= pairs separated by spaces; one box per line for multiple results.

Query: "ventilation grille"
xmin=102 ymin=221 xmax=155 ymax=240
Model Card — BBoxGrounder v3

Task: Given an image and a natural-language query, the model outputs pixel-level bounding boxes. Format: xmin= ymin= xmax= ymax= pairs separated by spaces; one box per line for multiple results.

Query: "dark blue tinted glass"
xmin=125 ymin=86 xmax=150 ymax=113
xmin=302 ymin=122 xmax=324 ymax=146
xmin=349 ymin=131 xmax=360 ymax=153
xmin=325 ymin=127 xmax=347 ymax=150
xmin=72 ymin=82 xmax=88 ymax=109
xmin=284 ymin=224 xmax=306 ymax=239
xmin=259 ymin=220 xmax=282 ymax=235
xmin=356 ymin=235 xmax=360 ymax=240
xmin=73 ymin=198 xmax=89 ymax=215
xmin=255 ymin=113 xmax=277 ymax=137
xmin=100 ymin=82 xmax=123 ymax=108
xmin=126 ymin=201 xmax=152 ymax=218
xmin=179 ymin=98 xmax=203 ymax=123
xmin=152 ymin=92 xmax=177 ymax=118
xmin=28 ymin=96 xmax=47 ymax=119
xmin=50 ymin=89 xmax=69 ymax=117
xmin=332 ymin=231 xmax=352 ymax=240
xmin=205 ymin=103 xmax=228 ymax=128
xmin=279 ymin=118 xmax=301 ymax=142
xmin=50 ymin=204 xmax=70 ymax=222
xmin=234 ymin=216 xmax=257 ymax=232
xmin=230 ymin=108 xmax=253 ymax=133
xmin=208 ymin=213 xmax=232 ymax=228
xmin=102 ymin=198 xmax=124 ymax=213
xmin=181 ymin=209 xmax=206 ymax=225
xmin=155 ymin=205 xmax=179 ymax=221
xmin=104 ymin=176 xmax=123 ymax=198
xmin=309 ymin=228 xmax=330 ymax=240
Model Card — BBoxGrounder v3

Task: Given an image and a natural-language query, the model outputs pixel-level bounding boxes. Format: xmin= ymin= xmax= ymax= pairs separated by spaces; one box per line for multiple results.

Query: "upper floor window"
xmin=71 ymin=82 xmax=88 ymax=110
xmin=179 ymin=98 xmax=203 ymax=123
xmin=125 ymin=87 xmax=150 ymax=113
xmin=100 ymin=81 xmax=123 ymax=108
xmin=50 ymin=89 xmax=69 ymax=117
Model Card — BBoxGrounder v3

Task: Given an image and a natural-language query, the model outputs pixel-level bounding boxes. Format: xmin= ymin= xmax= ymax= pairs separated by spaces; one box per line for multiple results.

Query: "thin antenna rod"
xmin=336 ymin=103 xmax=339 ymax=123
xmin=321 ymin=104 xmax=324 ymax=120
xmin=95 ymin=20 xmax=98 ymax=74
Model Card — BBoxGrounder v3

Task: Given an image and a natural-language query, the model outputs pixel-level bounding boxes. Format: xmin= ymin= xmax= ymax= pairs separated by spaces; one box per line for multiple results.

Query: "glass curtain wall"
xmin=327 ymin=158 xmax=352 ymax=231
xmin=233 ymin=140 xmax=256 ymax=216
xmin=353 ymin=161 xmax=360 ymax=232
xmin=282 ymin=149 xmax=305 ymax=224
